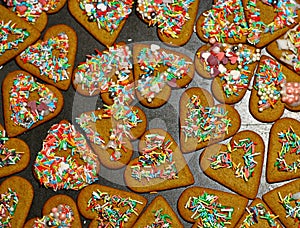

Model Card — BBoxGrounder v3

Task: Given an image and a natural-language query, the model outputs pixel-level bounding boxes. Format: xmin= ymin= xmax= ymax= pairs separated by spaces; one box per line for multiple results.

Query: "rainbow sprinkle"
xmin=33 ymin=122 xmax=99 ymax=191
xmin=146 ymin=208 xmax=172 ymax=228
xmin=0 ymin=188 xmax=19 ymax=227
xmin=278 ymin=191 xmax=300 ymax=223
xmin=9 ymin=73 xmax=58 ymax=129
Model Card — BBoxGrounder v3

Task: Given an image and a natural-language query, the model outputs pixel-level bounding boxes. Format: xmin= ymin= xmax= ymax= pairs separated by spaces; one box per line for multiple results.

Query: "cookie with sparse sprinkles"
xmin=249 ymin=55 xmax=300 ymax=123
xmin=179 ymin=87 xmax=241 ymax=153
xmin=263 ymin=179 xmax=300 ymax=228
xmin=77 ymin=183 xmax=147 ymax=228
xmin=2 ymin=70 xmax=64 ymax=137
xmin=133 ymin=43 xmax=194 ymax=108
xmin=133 ymin=195 xmax=184 ymax=228
xmin=24 ymin=195 xmax=82 ymax=228
xmin=15 ymin=24 xmax=77 ymax=91
xmin=0 ymin=176 xmax=34 ymax=228
xmin=0 ymin=5 xmax=40 ymax=66
xmin=124 ymin=128 xmax=194 ymax=193
xmin=178 ymin=186 xmax=248 ymax=227
xmin=200 ymin=130 xmax=265 ymax=199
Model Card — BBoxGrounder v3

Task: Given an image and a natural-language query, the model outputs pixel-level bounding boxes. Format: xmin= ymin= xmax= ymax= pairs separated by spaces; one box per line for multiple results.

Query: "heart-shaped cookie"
xmin=263 ymin=178 xmax=300 ymax=228
xmin=124 ymin=128 xmax=194 ymax=193
xmin=2 ymin=70 xmax=64 ymax=137
xmin=196 ymin=0 xmax=249 ymax=44
xmin=0 ymin=5 xmax=41 ymax=66
xmin=33 ymin=120 xmax=100 ymax=191
xmin=15 ymin=24 xmax=77 ymax=90
xmin=76 ymin=106 xmax=147 ymax=169
xmin=77 ymin=183 xmax=147 ymax=227
xmin=266 ymin=117 xmax=300 ymax=183
xmin=195 ymin=42 xmax=261 ymax=104
xmin=136 ymin=0 xmax=199 ymax=46
xmin=68 ymin=0 xmax=133 ymax=46
xmin=24 ymin=194 xmax=81 ymax=228
xmin=4 ymin=0 xmax=67 ymax=31
xmin=0 ymin=124 xmax=30 ymax=178
xmin=200 ymin=130 xmax=265 ymax=199
xmin=0 ymin=176 xmax=34 ymax=227
xmin=177 ymin=186 xmax=248 ymax=227
xmin=179 ymin=87 xmax=241 ymax=153
xmin=133 ymin=43 xmax=194 ymax=108
xmin=132 ymin=195 xmax=184 ymax=228
xmin=242 ymin=0 xmax=300 ymax=47
xmin=235 ymin=198 xmax=282 ymax=227
xmin=249 ymin=55 xmax=300 ymax=123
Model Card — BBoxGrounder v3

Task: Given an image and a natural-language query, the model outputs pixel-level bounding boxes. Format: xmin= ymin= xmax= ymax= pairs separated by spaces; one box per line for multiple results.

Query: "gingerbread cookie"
xmin=2 ymin=70 xmax=64 ymax=137
xmin=77 ymin=183 xmax=147 ymax=227
xmin=249 ymin=55 xmax=300 ymax=123
xmin=235 ymin=198 xmax=282 ymax=228
xmin=68 ymin=0 xmax=133 ymax=46
xmin=195 ymin=42 xmax=261 ymax=104
xmin=196 ymin=0 xmax=249 ymax=44
xmin=266 ymin=117 xmax=300 ymax=183
xmin=0 ymin=5 xmax=40 ymax=66
xmin=33 ymin=120 xmax=100 ymax=191
xmin=178 ymin=186 xmax=248 ymax=227
xmin=0 ymin=176 xmax=34 ymax=227
xmin=133 ymin=43 xmax=194 ymax=108
xmin=24 ymin=194 xmax=81 ymax=228
xmin=180 ymin=87 xmax=241 ymax=153
xmin=200 ymin=130 xmax=265 ymax=199
xmin=15 ymin=24 xmax=77 ymax=91
xmin=4 ymin=0 xmax=67 ymax=32
xmin=133 ymin=195 xmax=184 ymax=228
xmin=242 ymin=0 xmax=300 ymax=47
xmin=76 ymin=106 xmax=147 ymax=169
xmin=136 ymin=0 xmax=199 ymax=46
xmin=263 ymin=178 xmax=300 ymax=227
xmin=124 ymin=128 xmax=194 ymax=193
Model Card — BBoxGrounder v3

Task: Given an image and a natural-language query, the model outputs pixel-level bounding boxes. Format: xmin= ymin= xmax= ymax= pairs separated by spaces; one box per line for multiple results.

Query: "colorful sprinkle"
xmin=130 ymin=133 xmax=178 ymax=181
xmin=278 ymin=191 xmax=300 ymax=223
xmin=78 ymin=0 xmax=133 ymax=33
xmin=0 ymin=188 xmax=19 ymax=227
xmin=275 ymin=126 xmax=300 ymax=172
xmin=9 ymin=73 xmax=58 ymax=129
xmin=87 ymin=189 xmax=143 ymax=227
xmin=209 ymin=138 xmax=260 ymax=182
xmin=185 ymin=192 xmax=234 ymax=227
xmin=136 ymin=0 xmax=194 ymax=38
xmin=182 ymin=94 xmax=231 ymax=143
xmin=33 ymin=122 xmax=99 ymax=191
xmin=0 ymin=20 xmax=30 ymax=56
xmin=145 ymin=208 xmax=172 ymax=228
xmin=33 ymin=204 xmax=74 ymax=227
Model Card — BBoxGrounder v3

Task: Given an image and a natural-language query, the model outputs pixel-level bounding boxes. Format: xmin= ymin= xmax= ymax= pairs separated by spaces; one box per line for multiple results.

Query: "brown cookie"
xmin=0 ymin=5 xmax=41 ymax=66
xmin=75 ymin=106 xmax=147 ymax=169
xmin=178 ymin=186 xmax=248 ymax=227
xmin=242 ymin=0 xmax=300 ymax=48
xmin=179 ymin=87 xmax=241 ymax=153
xmin=266 ymin=117 xmax=300 ymax=183
xmin=124 ymin=128 xmax=194 ymax=193
xmin=133 ymin=195 xmax=184 ymax=228
xmin=200 ymin=130 xmax=265 ymax=199
xmin=136 ymin=0 xmax=200 ymax=46
xmin=133 ymin=43 xmax=194 ymax=108
xmin=24 ymin=194 xmax=81 ymax=228
xmin=249 ymin=55 xmax=300 ymax=123
xmin=0 ymin=124 xmax=30 ymax=179
xmin=195 ymin=42 xmax=260 ymax=104
xmin=196 ymin=0 xmax=249 ymax=44
xmin=263 ymin=179 xmax=300 ymax=228
xmin=2 ymin=70 xmax=64 ymax=137
xmin=15 ymin=24 xmax=77 ymax=91
xmin=235 ymin=198 xmax=282 ymax=228
xmin=68 ymin=0 xmax=132 ymax=46
xmin=77 ymin=183 xmax=147 ymax=227
xmin=0 ymin=176 xmax=34 ymax=227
